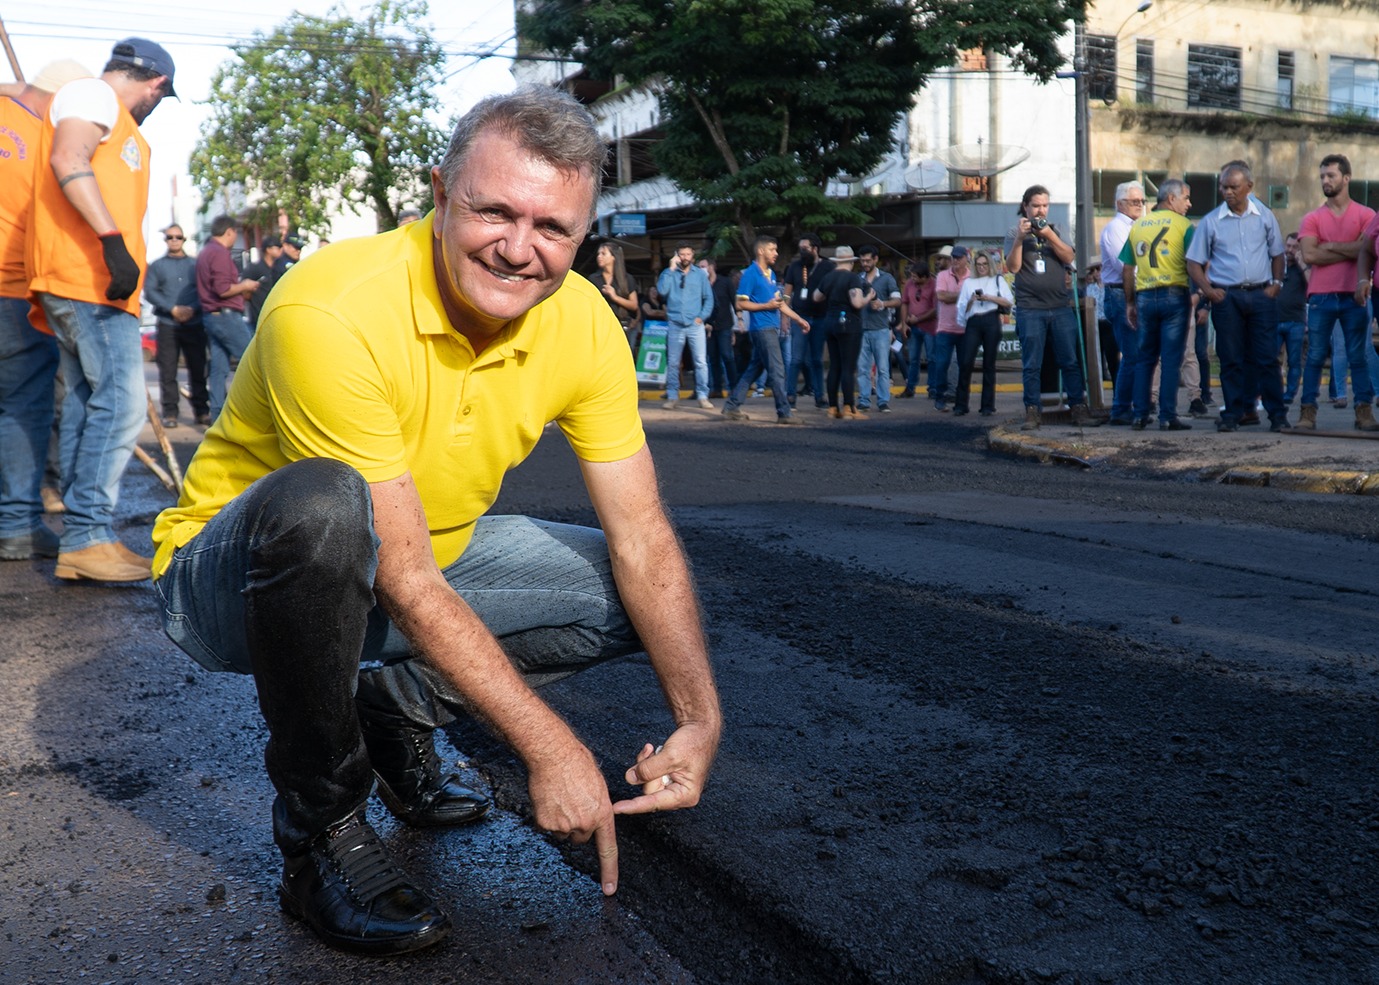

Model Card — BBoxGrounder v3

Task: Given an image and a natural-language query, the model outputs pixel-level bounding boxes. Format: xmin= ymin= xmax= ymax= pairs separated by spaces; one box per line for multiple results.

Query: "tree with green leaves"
xmin=520 ymin=0 xmax=1087 ymax=252
xmin=191 ymin=0 xmax=448 ymax=234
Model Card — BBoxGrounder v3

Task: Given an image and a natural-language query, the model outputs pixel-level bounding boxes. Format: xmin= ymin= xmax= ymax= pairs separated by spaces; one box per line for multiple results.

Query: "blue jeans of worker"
xmin=154 ymin=458 xmax=639 ymax=851
xmin=204 ymin=309 xmax=251 ymax=421
xmin=787 ymin=320 xmax=821 ymax=398
xmin=726 ymin=328 xmax=791 ymax=418
xmin=1213 ymin=286 xmax=1285 ymax=425
xmin=1017 ymin=307 xmax=1086 ymax=409
xmin=1302 ymin=293 xmax=1375 ymax=407
xmin=707 ymin=326 xmax=739 ymax=395
xmin=905 ymin=331 xmax=929 ymax=391
xmin=855 ymin=328 xmax=893 ymax=409
xmin=665 ymin=320 xmax=709 ymax=400
xmin=805 ymin=319 xmax=829 ymax=404
xmin=1104 ymin=287 xmax=1140 ymax=419
xmin=929 ymin=332 xmax=961 ymax=401
xmin=0 ymin=298 xmax=60 ymax=537
xmin=1132 ymin=287 xmax=1190 ymax=423
xmin=36 ymin=293 xmax=145 ymax=552
xmin=1277 ymin=320 xmax=1304 ymax=403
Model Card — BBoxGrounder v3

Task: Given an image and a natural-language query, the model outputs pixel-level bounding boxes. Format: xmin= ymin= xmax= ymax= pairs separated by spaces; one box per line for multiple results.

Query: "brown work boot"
xmin=1021 ymin=406 xmax=1041 ymax=431
xmin=1295 ymin=404 xmax=1318 ymax=430
xmin=54 ymin=542 xmax=152 ymax=582
xmin=1356 ymin=402 xmax=1379 ymax=432
xmin=1069 ymin=403 xmax=1094 ymax=426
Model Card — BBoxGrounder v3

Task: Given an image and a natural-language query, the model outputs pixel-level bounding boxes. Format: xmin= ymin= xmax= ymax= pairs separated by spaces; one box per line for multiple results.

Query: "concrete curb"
xmin=986 ymin=425 xmax=1379 ymax=495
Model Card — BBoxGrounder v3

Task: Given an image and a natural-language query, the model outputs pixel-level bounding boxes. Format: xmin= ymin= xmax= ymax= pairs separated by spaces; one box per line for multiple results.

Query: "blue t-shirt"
xmin=736 ymin=262 xmax=781 ymax=332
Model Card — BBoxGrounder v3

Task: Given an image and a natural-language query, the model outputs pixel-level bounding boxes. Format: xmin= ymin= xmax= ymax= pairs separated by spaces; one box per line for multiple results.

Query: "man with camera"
xmin=1004 ymin=185 xmax=1091 ymax=430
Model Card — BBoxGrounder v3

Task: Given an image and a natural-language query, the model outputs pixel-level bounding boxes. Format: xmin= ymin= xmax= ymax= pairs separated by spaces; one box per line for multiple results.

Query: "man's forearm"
xmin=607 ymin=516 xmax=721 ymax=732
xmin=377 ymin=572 xmax=583 ymax=766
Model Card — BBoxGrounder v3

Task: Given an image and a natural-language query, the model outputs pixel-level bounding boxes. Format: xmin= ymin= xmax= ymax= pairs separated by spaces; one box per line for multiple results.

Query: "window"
xmin=1330 ymin=56 xmax=1379 ymax=118
xmin=1187 ymin=44 xmax=1242 ymax=110
xmin=1278 ymin=51 xmax=1295 ymax=110
xmin=1136 ymin=40 xmax=1154 ymax=105
xmin=1086 ymin=34 xmax=1116 ymax=103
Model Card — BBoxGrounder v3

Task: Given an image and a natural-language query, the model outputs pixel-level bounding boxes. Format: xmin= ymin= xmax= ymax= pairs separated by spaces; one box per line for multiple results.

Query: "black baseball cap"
xmin=110 ymin=38 xmax=177 ymax=98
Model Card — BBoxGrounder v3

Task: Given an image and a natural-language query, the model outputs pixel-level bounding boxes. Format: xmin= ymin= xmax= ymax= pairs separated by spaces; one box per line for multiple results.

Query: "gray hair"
xmin=1114 ymin=180 xmax=1144 ymax=204
xmin=1220 ymin=160 xmax=1253 ymax=185
xmin=438 ymin=84 xmax=607 ymax=222
xmin=1157 ymin=178 xmax=1188 ymax=204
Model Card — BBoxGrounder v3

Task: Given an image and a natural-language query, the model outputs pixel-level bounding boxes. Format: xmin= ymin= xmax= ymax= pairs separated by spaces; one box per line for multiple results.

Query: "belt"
xmin=1211 ymin=282 xmax=1267 ymax=291
xmin=1103 ymin=283 xmax=1124 ymax=290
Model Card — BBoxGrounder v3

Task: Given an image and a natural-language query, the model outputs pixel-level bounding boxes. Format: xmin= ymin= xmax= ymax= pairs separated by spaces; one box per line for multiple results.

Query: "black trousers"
xmin=155 ymin=319 xmax=209 ymax=419
xmin=825 ymin=328 xmax=863 ymax=409
xmin=956 ymin=311 xmax=1001 ymax=413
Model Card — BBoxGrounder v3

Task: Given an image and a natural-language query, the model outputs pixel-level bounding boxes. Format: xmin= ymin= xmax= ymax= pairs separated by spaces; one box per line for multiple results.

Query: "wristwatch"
xmin=1269 ymin=278 xmax=1282 ymax=287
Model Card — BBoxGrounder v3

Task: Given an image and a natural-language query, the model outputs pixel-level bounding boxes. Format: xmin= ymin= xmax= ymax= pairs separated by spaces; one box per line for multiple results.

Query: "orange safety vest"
xmin=26 ymin=83 xmax=149 ymax=327
xmin=0 ymin=96 xmax=44 ymax=299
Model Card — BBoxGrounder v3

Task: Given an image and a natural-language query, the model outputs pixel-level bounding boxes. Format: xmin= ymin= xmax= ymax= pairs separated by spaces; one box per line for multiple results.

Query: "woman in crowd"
xmin=812 ymin=246 xmax=873 ymax=418
xmin=589 ymin=241 xmax=640 ymax=347
xmin=953 ymin=251 xmax=1013 ymax=416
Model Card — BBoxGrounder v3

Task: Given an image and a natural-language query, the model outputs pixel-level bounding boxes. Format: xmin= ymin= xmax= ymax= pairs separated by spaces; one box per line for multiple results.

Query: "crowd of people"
xmin=1098 ymin=156 xmax=1379 ymax=434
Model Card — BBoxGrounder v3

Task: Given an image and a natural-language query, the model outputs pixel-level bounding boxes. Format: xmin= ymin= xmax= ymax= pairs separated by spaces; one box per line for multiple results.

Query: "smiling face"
xmin=430 ymin=128 xmax=595 ymax=342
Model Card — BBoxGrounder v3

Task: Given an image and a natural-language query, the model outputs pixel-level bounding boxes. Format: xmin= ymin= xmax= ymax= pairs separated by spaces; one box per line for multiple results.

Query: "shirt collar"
xmin=1215 ymin=197 xmax=1261 ymax=220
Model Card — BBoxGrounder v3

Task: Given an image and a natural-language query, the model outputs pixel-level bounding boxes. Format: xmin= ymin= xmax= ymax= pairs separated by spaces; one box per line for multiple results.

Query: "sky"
xmin=2 ymin=0 xmax=517 ymax=253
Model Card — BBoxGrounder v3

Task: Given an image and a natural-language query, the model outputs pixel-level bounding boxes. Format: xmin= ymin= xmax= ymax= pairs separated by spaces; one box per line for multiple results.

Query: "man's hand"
xmin=528 ymin=742 xmax=620 ymax=896
xmin=1357 ymin=281 xmax=1372 ymax=308
xmin=171 ymin=304 xmax=195 ymax=323
xmin=613 ymin=720 xmax=719 ymax=817
xmin=1126 ymin=304 xmax=1138 ymax=331
xmin=99 ymin=233 xmax=140 ymax=300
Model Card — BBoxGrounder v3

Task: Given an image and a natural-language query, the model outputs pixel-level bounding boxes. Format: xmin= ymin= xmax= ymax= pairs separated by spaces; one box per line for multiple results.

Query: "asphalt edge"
xmin=986 ymin=423 xmax=1379 ymax=495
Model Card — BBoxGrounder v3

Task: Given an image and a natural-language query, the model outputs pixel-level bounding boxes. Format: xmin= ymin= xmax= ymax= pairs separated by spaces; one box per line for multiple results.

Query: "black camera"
xmin=1031 ymin=217 xmax=1048 ymax=231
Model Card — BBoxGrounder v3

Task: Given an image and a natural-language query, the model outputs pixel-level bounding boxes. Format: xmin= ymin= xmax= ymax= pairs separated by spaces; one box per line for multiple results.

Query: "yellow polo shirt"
xmin=1119 ymin=209 xmax=1195 ymax=291
xmin=151 ymin=216 xmax=644 ymax=577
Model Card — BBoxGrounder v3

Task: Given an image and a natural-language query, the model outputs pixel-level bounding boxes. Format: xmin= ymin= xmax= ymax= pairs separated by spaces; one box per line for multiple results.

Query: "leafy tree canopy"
xmin=520 ymin=0 xmax=1087 ymax=252
xmin=191 ymin=0 xmax=448 ymax=234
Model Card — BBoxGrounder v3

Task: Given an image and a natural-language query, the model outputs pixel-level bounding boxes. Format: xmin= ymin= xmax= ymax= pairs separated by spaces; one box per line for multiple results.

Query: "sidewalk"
xmin=640 ymin=378 xmax=1379 ymax=494
xmin=989 ymin=395 xmax=1379 ymax=493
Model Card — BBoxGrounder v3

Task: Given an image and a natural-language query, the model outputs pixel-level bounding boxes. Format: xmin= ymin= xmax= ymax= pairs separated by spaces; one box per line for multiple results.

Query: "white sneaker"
xmin=664 ymin=399 xmax=679 ymax=410
xmin=697 ymin=397 xmax=714 ymax=409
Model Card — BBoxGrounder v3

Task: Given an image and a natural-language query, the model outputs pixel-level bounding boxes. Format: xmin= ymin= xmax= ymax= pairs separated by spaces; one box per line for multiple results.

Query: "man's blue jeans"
xmin=905 ymin=331 xmax=929 ymax=391
xmin=1017 ymin=307 xmax=1086 ymax=409
xmin=855 ymin=328 xmax=893 ymax=408
xmin=665 ymin=320 xmax=709 ymax=400
xmin=929 ymin=332 xmax=962 ymax=400
xmin=1302 ymin=293 xmax=1375 ymax=407
xmin=204 ymin=309 xmax=251 ymax=420
xmin=1213 ymin=286 xmax=1285 ymax=424
xmin=36 ymin=293 xmax=145 ymax=552
xmin=0 ymin=297 xmax=60 ymax=537
xmin=154 ymin=458 xmax=640 ymax=849
xmin=1132 ymin=287 xmax=1190 ymax=423
xmin=1277 ymin=320 xmax=1304 ymax=403
xmin=707 ymin=326 xmax=739 ymax=395
xmin=1104 ymin=287 xmax=1140 ymax=418
xmin=726 ymin=328 xmax=791 ymax=418
xmin=786 ymin=319 xmax=821 ymax=398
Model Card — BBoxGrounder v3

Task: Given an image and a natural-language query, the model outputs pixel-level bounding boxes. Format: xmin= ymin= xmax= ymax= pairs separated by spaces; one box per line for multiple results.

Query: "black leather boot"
xmin=278 ymin=808 xmax=451 ymax=955
xmin=358 ymin=710 xmax=491 ymax=827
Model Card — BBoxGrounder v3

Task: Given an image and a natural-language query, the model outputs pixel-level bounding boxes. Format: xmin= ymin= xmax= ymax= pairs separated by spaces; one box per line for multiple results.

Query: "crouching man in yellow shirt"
xmin=150 ymin=86 xmax=721 ymax=957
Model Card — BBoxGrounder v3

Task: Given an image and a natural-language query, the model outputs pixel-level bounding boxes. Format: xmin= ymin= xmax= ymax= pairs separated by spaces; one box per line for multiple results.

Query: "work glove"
xmin=99 ymin=233 xmax=140 ymax=301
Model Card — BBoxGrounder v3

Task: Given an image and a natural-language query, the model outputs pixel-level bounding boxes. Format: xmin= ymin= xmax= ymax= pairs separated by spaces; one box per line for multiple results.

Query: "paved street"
xmin=3 ymin=387 xmax=1378 ymax=984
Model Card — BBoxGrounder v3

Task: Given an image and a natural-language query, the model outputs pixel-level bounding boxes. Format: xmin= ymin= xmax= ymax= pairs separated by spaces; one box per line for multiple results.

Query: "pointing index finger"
xmin=595 ymin=812 xmax=618 ymax=896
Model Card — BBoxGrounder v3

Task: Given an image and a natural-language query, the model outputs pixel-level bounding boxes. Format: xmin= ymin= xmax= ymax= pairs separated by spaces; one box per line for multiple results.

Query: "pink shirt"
xmin=1300 ymin=200 xmax=1375 ymax=294
xmin=903 ymin=277 xmax=937 ymax=334
xmin=935 ymin=268 xmax=967 ymax=334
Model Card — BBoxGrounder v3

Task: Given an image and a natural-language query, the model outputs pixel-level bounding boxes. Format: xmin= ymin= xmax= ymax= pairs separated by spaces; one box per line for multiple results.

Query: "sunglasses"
xmin=165 ymin=235 xmax=184 ymax=241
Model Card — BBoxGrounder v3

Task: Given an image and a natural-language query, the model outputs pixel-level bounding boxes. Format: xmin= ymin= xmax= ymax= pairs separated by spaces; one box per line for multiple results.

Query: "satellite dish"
xmin=905 ymin=160 xmax=949 ymax=191
xmin=934 ymin=141 xmax=1031 ymax=178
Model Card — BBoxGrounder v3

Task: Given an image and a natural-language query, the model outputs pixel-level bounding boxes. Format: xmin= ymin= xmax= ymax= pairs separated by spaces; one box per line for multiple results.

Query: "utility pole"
xmin=1073 ymin=22 xmax=1103 ymax=408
